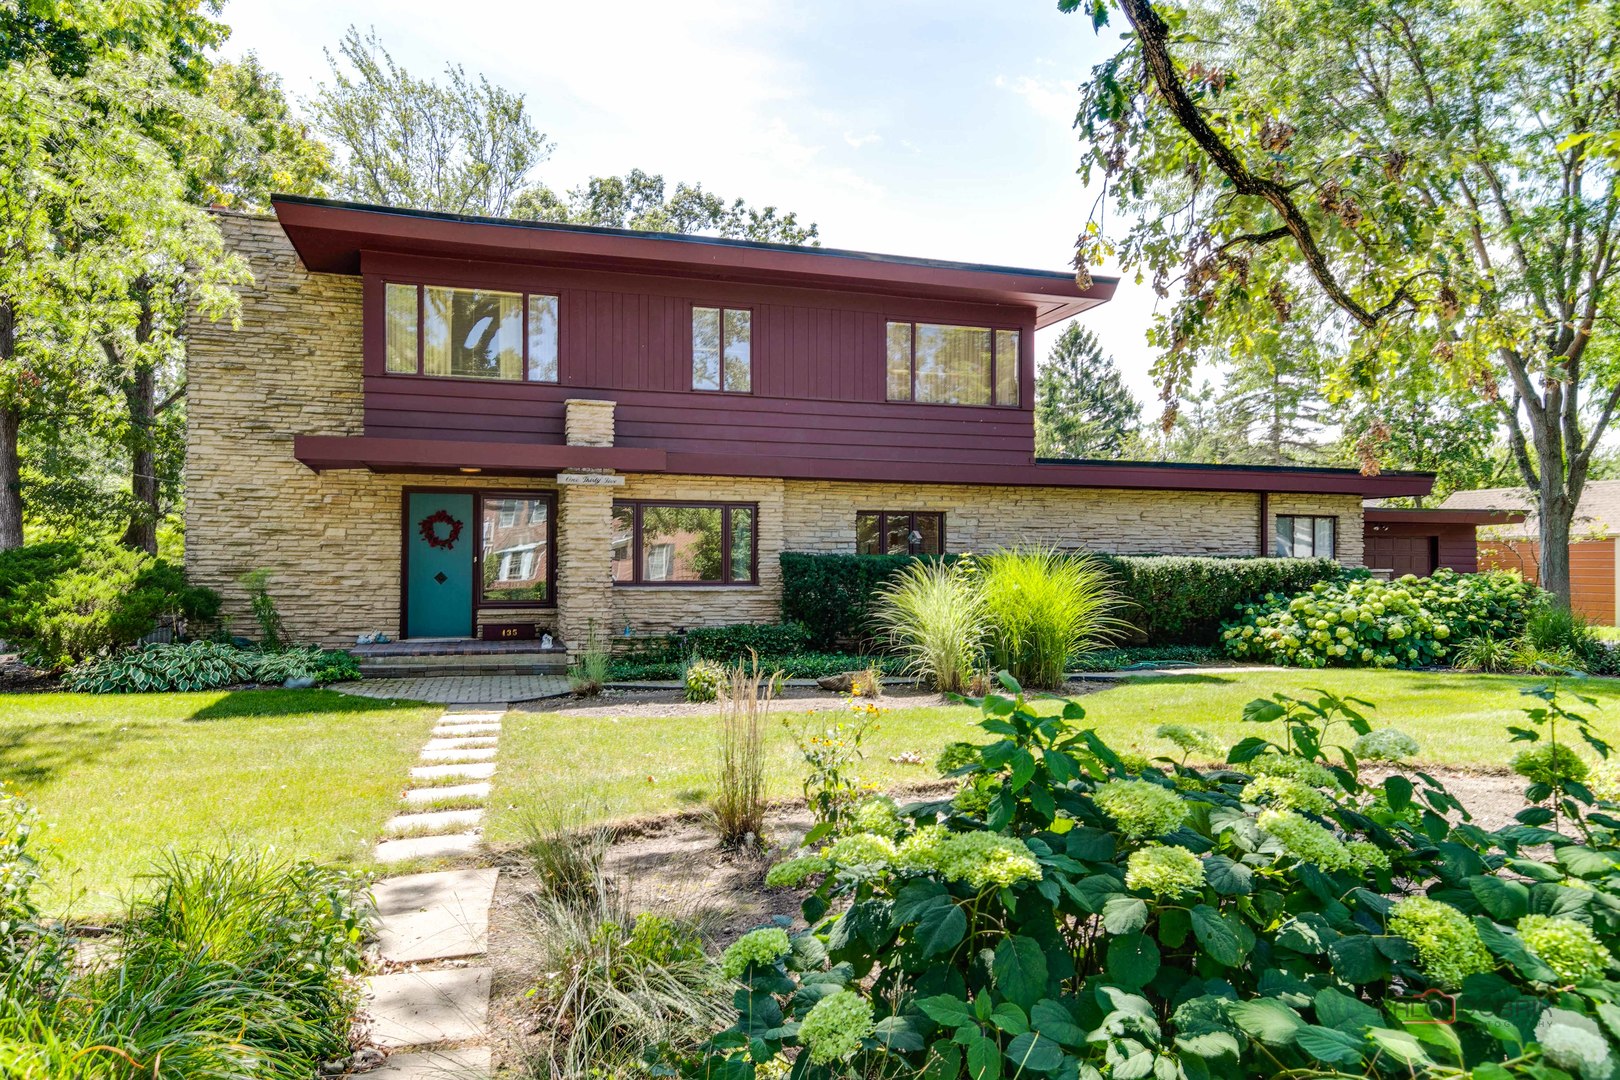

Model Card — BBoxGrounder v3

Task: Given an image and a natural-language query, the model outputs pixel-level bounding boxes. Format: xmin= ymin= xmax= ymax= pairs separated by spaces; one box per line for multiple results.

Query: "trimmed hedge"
xmin=1093 ymin=553 xmax=1353 ymax=645
xmin=608 ymin=652 xmax=907 ymax=683
xmin=780 ymin=551 xmax=1349 ymax=648
xmin=617 ymin=621 xmax=815 ymax=664
xmin=780 ymin=553 xmax=959 ymax=649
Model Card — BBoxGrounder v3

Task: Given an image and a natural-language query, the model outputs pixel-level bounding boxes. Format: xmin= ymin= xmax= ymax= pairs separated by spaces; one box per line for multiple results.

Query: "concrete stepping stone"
xmin=375 ymin=832 xmax=481 ymax=864
xmin=371 ymin=868 xmax=498 ymax=963
xmin=419 ymin=746 xmax=498 ymax=762
xmin=423 ymin=736 xmax=498 ymax=751
xmin=369 ymin=1046 xmax=491 ymax=1078
xmin=386 ymin=808 xmax=485 ymax=835
xmin=364 ymin=967 xmax=490 ymax=1048
xmin=434 ymin=718 xmax=501 ymax=731
xmin=442 ymin=708 xmax=506 ymax=720
xmin=411 ymin=763 xmax=496 ymax=781
xmin=404 ymin=783 xmax=490 ymax=805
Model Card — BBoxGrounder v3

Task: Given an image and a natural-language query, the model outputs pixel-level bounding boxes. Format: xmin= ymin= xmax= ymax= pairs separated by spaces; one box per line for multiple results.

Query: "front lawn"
xmin=0 ymin=689 xmax=439 ymax=913
xmin=486 ymin=668 xmax=1620 ymax=842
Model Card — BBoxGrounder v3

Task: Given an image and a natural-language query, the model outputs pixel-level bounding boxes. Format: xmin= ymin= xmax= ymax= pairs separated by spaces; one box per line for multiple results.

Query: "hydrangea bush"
xmin=662 ymin=677 xmax=1620 ymax=1080
xmin=1220 ymin=569 xmax=1538 ymax=669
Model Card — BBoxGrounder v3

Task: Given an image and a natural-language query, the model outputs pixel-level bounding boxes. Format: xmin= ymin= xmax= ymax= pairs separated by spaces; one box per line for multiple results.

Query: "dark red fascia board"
xmin=292 ymin=434 xmax=1432 ymax=496
xmin=1363 ymin=507 xmax=1525 ymax=526
xmin=659 ymin=453 xmax=1435 ymax=496
xmin=270 ymin=195 xmax=1115 ymax=329
xmin=292 ymin=435 xmax=666 ymax=475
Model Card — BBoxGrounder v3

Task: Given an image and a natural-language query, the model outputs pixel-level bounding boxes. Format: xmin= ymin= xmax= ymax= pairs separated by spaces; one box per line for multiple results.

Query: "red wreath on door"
xmin=418 ymin=509 xmax=464 ymax=550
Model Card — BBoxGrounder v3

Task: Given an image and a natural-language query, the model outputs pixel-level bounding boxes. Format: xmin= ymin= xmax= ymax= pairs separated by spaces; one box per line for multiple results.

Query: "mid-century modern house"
xmin=185 ymin=196 xmax=1440 ymax=667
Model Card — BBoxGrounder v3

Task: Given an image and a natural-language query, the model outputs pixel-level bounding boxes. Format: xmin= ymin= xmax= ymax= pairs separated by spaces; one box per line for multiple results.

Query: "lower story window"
xmin=856 ymin=511 xmax=945 ymax=555
xmin=1275 ymin=515 xmax=1337 ymax=559
xmin=479 ymin=494 xmax=553 ymax=604
xmin=612 ymin=501 xmax=757 ymax=584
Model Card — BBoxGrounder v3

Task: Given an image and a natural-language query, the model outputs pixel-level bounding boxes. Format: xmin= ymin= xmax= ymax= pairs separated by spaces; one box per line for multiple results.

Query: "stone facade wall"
xmin=565 ymin=399 xmax=615 ymax=447
xmin=187 ymin=211 xmax=1368 ymax=648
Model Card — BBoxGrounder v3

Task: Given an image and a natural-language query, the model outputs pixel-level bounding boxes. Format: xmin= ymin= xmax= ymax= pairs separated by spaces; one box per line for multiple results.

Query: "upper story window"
xmin=886 ymin=321 xmax=1020 ymax=406
xmin=385 ymin=282 xmax=559 ymax=382
xmin=1275 ymin=515 xmax=1337 ymax=559
xmin=692 ymin=306 xmax=751 ymax=393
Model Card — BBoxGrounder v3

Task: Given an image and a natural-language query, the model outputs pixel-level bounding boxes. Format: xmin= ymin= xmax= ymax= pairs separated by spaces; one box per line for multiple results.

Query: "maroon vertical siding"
xmin=1362 ymin=520 xmax=1481 ymax=574
xmin=359 ymin=255 xmax=1038 ymax=471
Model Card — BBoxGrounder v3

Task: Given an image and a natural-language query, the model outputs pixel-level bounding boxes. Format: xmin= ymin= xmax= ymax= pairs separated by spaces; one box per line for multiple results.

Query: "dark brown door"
xmin=1367 ymin=535 xmax=1437 ymax=577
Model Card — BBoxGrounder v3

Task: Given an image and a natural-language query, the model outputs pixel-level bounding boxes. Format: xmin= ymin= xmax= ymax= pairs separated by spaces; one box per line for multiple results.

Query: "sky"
xmin=221 ymin=0 xmax=1167 ymax=404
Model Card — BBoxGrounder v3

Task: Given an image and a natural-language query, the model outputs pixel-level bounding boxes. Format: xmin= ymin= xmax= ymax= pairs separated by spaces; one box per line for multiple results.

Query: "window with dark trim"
xmin=692 ymin=306 xmax=752 ymax=393
xmin=1275 ymin=515 xmax=1337 ymax=559
xmin=476 ymin=493 xmax=555 ymax=606
xmin=856 ymin=511 xmax=946 ymax=555
xmin=885 ymin=321 xmax=1020 ymax=406
xmin=385 ymin=282 xmax=559 ymax=382
xmin=611 ymin=501 xmax=758 ymax=585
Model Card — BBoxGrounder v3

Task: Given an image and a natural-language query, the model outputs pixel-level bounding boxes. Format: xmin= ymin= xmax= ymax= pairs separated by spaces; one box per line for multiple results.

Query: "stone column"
xmin=555 ymin=399 xmax=618 ymax=656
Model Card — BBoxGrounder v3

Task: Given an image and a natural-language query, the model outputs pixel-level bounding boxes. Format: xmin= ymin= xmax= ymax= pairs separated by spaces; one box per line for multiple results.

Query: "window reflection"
xmin=424 ymin=286 xmax=523 ymax=380
xmin=481 ymin=496 xmax=550 ymax=603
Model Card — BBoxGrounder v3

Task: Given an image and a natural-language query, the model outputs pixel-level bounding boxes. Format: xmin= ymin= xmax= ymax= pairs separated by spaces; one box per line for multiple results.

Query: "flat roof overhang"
xmin=1364 ymin=507 xmax=1526 ymax=526
xmin=270 ymin=195 xmax=1116 ymax=328
xmin=292 ymin=435 xmax=667 ymax=475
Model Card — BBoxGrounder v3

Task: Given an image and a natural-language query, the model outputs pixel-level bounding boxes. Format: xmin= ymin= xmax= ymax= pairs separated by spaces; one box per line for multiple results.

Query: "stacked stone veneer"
xmin=186 ymin=210 xmax=1366 ymax=649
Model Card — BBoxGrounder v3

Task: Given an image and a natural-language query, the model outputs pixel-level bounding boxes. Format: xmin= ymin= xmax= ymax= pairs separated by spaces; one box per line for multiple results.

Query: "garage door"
xmin=1367 ymin=535 xmax=1437 ymax=577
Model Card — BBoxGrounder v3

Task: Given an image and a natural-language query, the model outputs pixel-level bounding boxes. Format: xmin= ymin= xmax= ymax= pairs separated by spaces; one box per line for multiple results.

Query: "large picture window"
xmin=384 ymin=283 xmax=560 ymax=382
xmin=1275 ymin=515 xmax=1337 ymax=559
xmin=479 ymin=494 xmax=554 ymax=605
xmin=692 ymin=306 xmax=752 ymax=393
xmin=885 ymin=321 xmax=1020 ymax=406
xmin=856 ymin=511 xmax=945 ymax=555
xmin=611 ymin=501 xmax=757 ymax=585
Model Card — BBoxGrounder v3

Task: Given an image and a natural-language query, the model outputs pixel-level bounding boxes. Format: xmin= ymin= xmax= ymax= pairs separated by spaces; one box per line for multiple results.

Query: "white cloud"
xmin=994 ymin=73 xmax=1078 ymax=124
xmin=843 ymin=130 xmax=882 ymax=148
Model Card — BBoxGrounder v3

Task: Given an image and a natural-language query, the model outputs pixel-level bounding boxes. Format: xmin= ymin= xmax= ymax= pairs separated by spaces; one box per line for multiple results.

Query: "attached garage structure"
xmin=1361 ymin=507 xmax=1517 ymax=576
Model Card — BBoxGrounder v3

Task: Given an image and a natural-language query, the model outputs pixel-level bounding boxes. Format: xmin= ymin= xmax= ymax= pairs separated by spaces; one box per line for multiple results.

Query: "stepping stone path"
xmin=361 ymin=705 xmax=508 ymax=1077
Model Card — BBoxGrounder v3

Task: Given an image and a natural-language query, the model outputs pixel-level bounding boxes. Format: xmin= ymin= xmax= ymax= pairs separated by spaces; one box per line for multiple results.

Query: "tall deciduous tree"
xmin=311 ymin=26 xmax=552 ymax=216
xmin=1067 ymin=0 xmax=1620 ymax=606
xmin=1034 ymin=323 xmax=1141 ymax=458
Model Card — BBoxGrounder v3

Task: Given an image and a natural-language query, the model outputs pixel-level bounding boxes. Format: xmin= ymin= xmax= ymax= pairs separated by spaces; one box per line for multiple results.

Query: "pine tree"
xmin=1034 ymin=324 xmax=1142 ymax=459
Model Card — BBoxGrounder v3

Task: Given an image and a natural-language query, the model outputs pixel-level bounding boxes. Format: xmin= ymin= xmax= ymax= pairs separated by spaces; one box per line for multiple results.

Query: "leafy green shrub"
xmin=618 ymin=622 xmax=815 ymax=664
xmin=981 ymin=547 xmax=1122 ymax=688
xmin=1095 ymin=553 xmax=1351 ymax=644
xmin=0 ymin=541 xmax=220 ymax=668
xmin=64 ymin=641 xmax=357 ymax=693
xmin=608 ymin=652 xmax=905 ymax=682
xmin=781 ymin=552 xmax=960 ymax=648
xmin=684 ymin=659 xmax=726 ymax=703
xmin=872 ymin=558 xmax=987 ymax=693
xmin=1222 ymin=568 xmax=1539 ymax=668
xmin=670 ymin=678 xmax=1620 ymax=1080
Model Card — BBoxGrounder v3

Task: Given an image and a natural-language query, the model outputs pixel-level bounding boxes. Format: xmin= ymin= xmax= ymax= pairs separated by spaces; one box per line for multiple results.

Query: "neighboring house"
xmin=1443 ymin=483 xmax=1620 ymax=624
xmin=185 ymin=196 xmax=1436 ymax=653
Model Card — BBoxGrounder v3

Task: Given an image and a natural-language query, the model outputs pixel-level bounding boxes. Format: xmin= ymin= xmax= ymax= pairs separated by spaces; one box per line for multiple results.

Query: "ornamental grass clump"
xmin=979 ymin=546 xmax=1123 ymax=688
xmin=871 ymin=557 xmax=986 ymax=693
xmin=710 ymin=658 xmax=774 ymax=847
xmin=667 ymin=678 xmax=1620 ymax=1080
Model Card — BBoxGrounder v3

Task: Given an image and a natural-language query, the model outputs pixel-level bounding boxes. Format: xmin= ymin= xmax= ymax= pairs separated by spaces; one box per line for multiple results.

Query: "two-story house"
xmin=185 ymin=196 xmax=1436 ymax=659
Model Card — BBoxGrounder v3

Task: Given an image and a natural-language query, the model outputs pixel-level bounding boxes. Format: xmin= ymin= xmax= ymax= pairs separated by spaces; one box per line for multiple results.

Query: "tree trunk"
xmin=120 ymin=360 xmax=158 ymax=554
xmin=1539 ymin=480 xmax=1575 ymax=608
xmin=0 ymin=301 xmax=20 ymax=550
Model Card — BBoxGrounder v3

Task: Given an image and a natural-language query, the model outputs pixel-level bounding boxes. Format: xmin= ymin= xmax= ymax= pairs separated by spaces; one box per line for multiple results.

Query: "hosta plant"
xmin=64 ymin=641 xmax=358 ymax=693
xmin=662 ymin=678 xmax=1620 ymax=1080
xmin=1221 ymin=569 xmax=1537 ymax=669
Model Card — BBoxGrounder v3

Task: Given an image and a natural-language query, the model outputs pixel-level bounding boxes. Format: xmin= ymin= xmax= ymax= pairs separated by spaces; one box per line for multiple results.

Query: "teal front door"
xmin=405 ymin=492 xmax=474 ymax=638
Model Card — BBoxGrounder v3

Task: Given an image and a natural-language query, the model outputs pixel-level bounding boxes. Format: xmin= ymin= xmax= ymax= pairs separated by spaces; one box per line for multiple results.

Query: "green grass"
xmin=0 ymin=689 xmax=438 ymax=914
xmin=487 ymin=669 xmax=1620 ymax=841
